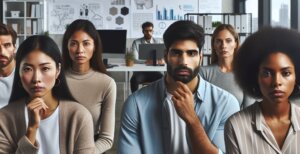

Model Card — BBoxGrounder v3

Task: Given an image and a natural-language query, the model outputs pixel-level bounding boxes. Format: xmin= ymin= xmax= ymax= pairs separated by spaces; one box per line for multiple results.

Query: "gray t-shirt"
xmin=200 ymin=64 xmax=255 ymax=108
xmin=0 ymin=69 xmax=15 ymax=108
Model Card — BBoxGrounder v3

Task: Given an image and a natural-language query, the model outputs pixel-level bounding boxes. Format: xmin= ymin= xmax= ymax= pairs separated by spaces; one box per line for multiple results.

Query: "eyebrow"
xmin=23 ymin=62 xmax=52 ymax=67
xmin=261 ymin=66 xmax=293 ymax=71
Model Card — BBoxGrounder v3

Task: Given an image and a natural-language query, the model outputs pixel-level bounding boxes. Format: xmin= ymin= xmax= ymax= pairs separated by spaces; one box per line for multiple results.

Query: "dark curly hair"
xmin=163 ymin=20 xmax=204 ymax=52
xmin=233 ymin=27 xmax=300 ymax=98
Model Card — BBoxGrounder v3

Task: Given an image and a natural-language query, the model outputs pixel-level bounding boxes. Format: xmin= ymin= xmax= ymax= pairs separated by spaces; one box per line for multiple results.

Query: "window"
xmin=245 ymin=0 xmax=258 ymax=32
xmin=271 ymin=0 xmax=290 ymax=28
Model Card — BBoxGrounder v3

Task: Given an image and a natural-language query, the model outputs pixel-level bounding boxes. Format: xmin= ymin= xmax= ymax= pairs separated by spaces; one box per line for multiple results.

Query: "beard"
xmin=167 ymin=63 xmax=200 ymax=84
xmin=0 ymin=54 xmax=14 ymax=68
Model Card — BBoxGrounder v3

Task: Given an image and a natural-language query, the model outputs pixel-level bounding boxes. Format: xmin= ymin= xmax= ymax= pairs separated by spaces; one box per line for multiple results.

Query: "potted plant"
xmin=125 ymin=52 xmax=135 ymax=67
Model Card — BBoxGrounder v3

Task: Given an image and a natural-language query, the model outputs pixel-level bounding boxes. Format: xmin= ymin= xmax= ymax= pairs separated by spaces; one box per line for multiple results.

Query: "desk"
xmin=107 ymin=63 xmax=166 ymax=99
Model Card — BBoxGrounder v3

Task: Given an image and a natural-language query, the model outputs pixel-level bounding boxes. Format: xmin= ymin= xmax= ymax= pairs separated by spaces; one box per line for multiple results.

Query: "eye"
xmin=69 ymin=41 xmax=78 ymax=47
xmin=83 ymin=41 xmax=91 ymax=47
xmin=42 ymin=67 xmax=51 ymax=72
xmin=261 ymin=70 xmax=272 ymax=77
xmin=282 ymin=70 xmax=291 ymax=77
xmin=3 ymin=43 xmax=12 ymax=48
xmin=169 ymin=49 xmax=182 ymax=56
xmin=186 ymin=50 xmax=198 ymax=57
xmin=22 ymin=66 xmax=32 ymax=72
xmin=225 ymin=39 xmax=233 ymax=43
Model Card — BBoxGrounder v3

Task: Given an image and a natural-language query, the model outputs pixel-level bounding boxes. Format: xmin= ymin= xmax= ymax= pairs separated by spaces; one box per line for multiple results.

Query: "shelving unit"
xmin=3 ymin=0 xmax=46 ymax=47
xmin=184 ymin=13 xmax=252 ymax=66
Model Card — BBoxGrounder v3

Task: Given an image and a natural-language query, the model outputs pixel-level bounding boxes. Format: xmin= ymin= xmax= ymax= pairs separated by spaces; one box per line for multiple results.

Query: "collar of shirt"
xmin=254 ymin=102 xmax=300 ymax=132
xmin=162 ymin=74 xmax=204 ymax=105
xmin=142 ymin=37 xmax=154 ymax=44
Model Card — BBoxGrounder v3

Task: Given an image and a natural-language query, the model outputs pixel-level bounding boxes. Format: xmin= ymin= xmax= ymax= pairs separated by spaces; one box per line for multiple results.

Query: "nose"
xmin=32 ymin=70 xmax=41 ymax=84
xmin=178 ymin=52 xmax=188 ymax=66
xmin=273 ymin=73 xmax=282 ymax=87
xmin=76 ymin=44 xmax=84 ymax=54
xmin=221 ymin=41 xmax=226 ymax=49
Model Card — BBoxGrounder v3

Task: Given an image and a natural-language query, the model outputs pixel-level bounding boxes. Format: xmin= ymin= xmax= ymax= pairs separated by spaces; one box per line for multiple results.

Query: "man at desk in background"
xmin=0 ymin=23 xmax=17 ymax=108
xmin=130 ymin=21 xmax=163 ymax=92
xmin=118 ymin=20 xmax=240 ymax=154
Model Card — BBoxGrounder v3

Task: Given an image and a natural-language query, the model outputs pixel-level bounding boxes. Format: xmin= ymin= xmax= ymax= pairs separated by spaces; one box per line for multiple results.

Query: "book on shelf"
xmin=11 ymin=23 xmax=18 ymax=33
xmin=31 ymin=4 xmax=36 ymax=17
xmin=26 ymin=20 xmax=32 ymax=34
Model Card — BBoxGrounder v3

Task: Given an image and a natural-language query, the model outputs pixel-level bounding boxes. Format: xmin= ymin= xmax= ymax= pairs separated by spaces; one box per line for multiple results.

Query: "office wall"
xmin=48 ymin=0 xmax=233 ymax=52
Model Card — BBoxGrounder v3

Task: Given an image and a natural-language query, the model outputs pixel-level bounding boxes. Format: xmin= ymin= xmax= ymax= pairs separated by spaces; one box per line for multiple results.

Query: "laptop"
xmin=138 ymin=43 xmax=166 ymax=60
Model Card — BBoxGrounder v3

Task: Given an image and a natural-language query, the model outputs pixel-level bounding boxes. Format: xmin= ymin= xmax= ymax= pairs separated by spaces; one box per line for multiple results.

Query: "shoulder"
xmin=227 ymin=102 xmax=257 ymax=125
xmin=93 ymin=71 xmax=116 ymax=89
xmin=132 ymin=38 xmax=143 ymax=44
xmin=199 ymin=65 xmax=218 ymax=79
xmin=204 ymin=79 xmax=237 ymax=102
xmin=124 ymin=79 xmax=164 ymax=108
xmin=60 ymin=100 xmax=92 ymax=120
xmin=1 ymin=99 xmax=24 ymax=115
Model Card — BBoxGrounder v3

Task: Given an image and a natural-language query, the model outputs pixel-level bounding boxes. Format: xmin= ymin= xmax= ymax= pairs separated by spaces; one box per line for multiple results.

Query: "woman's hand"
xmin=26 ymin=98 xmax=48 ymax=145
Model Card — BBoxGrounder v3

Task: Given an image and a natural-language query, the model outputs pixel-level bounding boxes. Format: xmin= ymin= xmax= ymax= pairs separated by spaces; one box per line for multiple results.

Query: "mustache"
xmin=174 ymin=65 xmax=193 ymax=73
xmin=0 ymin=55 xmax=9 ymax=59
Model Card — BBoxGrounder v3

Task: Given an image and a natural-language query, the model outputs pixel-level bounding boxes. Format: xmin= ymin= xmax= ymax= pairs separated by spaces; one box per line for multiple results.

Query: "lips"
xmin=75 ymin=56 xmax=85 ymax=60
xmin=270 ymin=90 xmax=285 ymax=97
xmin=176 ymin=69 xmax=190 ymax=75
xmin=31 ymin=86 xmax=44 ymax=92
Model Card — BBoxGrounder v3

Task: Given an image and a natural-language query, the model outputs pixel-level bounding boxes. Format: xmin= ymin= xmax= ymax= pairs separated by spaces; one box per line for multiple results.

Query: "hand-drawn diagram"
xmin=134 ymin=0 xmax=153 ymax=9
xmin=49 ymin=4 xmax=75 ymax=34
xmin=49 ymin=3 xmax=103 ymax=34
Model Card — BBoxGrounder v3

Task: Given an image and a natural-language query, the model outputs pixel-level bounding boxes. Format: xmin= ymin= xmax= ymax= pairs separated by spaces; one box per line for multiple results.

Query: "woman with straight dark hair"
xmin=62 ymin=19 xmax=116 ymax=153
xmin=0 ymin=35 xmax=95 ymax=153
xmin=200 ymin=24 xmax=254 ymax=108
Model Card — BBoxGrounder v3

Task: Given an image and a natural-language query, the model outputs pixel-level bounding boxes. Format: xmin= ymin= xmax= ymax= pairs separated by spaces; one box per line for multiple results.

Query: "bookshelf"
xmin=184 ymin=13 xmax=252 ymax=66
xmin=3 ymin=0 xmax=45 ymax=47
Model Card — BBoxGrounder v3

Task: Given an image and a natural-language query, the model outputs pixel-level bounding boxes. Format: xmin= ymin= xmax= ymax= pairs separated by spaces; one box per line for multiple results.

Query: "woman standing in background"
xmin=62 ymin=19 xmax=116 ymax=154
xmin=200 ymin=24 xmax=254 ymax=108
xmin=0 ymin=35 xmax=94 ymax=153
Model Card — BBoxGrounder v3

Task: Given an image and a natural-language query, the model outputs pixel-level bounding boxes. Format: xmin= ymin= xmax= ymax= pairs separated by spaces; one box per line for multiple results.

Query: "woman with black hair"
xmin=62 ymin=19 xmax=116 ymax=153
xmin=0 ymin=35 xmax=94 ymax=153
xmin=225 ymin=27 xmax=300 ymax=154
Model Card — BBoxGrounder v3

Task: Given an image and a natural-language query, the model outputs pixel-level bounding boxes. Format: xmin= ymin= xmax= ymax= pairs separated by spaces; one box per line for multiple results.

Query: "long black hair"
xmin=9 ymin=35 xmax=75 ymax=102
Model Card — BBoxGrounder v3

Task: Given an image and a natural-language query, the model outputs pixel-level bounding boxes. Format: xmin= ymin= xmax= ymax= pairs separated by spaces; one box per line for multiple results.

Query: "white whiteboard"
xmin=46 ymin=0 xmax=221 ymax=38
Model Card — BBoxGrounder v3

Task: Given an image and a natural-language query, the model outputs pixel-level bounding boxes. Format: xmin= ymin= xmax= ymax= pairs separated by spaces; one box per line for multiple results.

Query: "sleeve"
xmin=131 ymin=40 xmax=139 ymax=60
xmin=16 ymin=136 xmax=39 ymax=154
xmin=117 ymin=95 xmax=142 ymax=154
xmin=224 ymin=118 xmax=241 ymax=154
xmin=74 ymin=112 xmax=95 ymax=154
xmin=212 ymin=94 xmax=240 ymax=153
xmin=95 ymin=79 xmax=117 ymax=154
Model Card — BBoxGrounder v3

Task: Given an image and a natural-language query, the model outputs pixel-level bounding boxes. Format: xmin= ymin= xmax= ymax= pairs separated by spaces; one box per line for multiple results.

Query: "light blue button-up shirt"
xmin=118 ymin=75 xmax=240 ymax=154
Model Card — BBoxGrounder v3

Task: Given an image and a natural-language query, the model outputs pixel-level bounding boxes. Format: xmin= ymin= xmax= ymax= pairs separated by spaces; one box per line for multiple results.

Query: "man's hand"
xmin=145 ymin=58 xmax=165 ymax=65
xmin=170 ymin=81 xmax=197 ymax=124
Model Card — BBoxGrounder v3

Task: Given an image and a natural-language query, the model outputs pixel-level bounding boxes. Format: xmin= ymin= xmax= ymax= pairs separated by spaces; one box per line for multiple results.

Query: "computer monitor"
xmin=97 ymin=29 xmax=127 ymax=59
xmin=139 ymin=43 xmax=165 ymax=60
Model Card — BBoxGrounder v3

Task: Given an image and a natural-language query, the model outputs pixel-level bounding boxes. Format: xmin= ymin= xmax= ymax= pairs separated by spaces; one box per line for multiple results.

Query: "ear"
xmin=164 ymin=49 xmax=168 ymax=63
xmin=199 ymin=51 xmax=203 ymax=66
xmin=56 ymin=63 xmax=61 ymax=79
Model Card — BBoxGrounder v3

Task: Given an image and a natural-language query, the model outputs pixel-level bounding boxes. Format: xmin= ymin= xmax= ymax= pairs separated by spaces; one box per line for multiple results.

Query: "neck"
xmin=0 ymin=60 xmax=15 ymax=77
xmin=72 ymin=63 xmax=90 ymax=74
xmin=165 ymin=75 xmax=199 ymax=93
xmin=260 ymin=99 xmax=291 ymax=120
xmin=218 ymin=57 xmax=232 ymax=72
xmin=144 ymin=37 xmax=151 ymax=43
